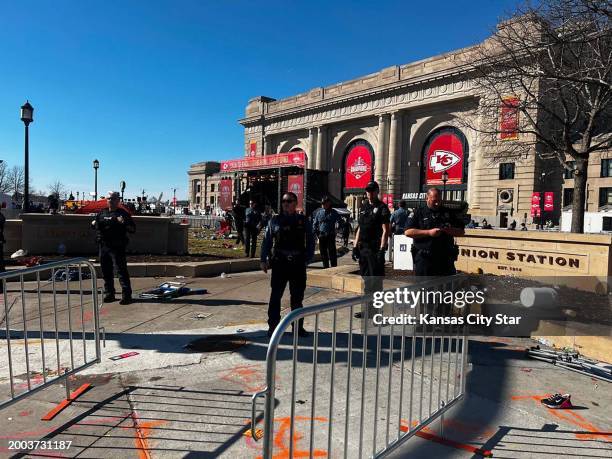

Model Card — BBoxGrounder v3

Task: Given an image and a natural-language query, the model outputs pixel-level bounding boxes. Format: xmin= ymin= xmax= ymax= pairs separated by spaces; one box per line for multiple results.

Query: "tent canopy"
xmin=74 ymin=199 xmax=133 ymax=215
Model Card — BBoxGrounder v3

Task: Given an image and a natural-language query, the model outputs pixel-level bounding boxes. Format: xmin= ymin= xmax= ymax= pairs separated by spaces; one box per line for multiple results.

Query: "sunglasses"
xmin=282 ymin=199 xmax=296 ymax=203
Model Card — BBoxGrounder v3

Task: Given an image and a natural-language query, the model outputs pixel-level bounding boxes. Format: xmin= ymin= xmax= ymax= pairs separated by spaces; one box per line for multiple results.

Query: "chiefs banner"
xmin=248 ymin=140 xmax=257 ymax=157
xmin=219 ymin=179 xmax=233 ymax=210
xmin=344 ymin=144 xmax=372 ymax=190
xmin=425 ymin=132 xmax=464 ymax=185
xmin=382 ymin=193 xmax=394 ymax=210
xmin=531 ymin=192 xmax=541 ymax=217
xmin=544 ymin=192 xmax=554 ymax=211
xmin=287 ymin=175 xmax=304 ymax=211
xmin=500 ymin=96 xmax=520 ymax=140
xmin=221 ymin=151 xmax=305 ymax=172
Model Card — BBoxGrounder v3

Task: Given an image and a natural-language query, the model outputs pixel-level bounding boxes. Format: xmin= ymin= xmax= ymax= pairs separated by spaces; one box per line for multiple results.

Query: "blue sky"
xmin=0 ymin=0 xmax=517 ymax=200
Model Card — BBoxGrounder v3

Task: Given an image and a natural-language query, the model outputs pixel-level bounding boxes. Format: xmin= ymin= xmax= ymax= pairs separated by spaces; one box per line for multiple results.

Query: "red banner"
xmin=249 ymin=140 xmax=257 ymax=157
xmin=287 ymin=175 xmax=304 ymax=211
xmin=344 ymin=144 xmax=372 ymax=190
xmin=219 ymin=179 xmax=233 ymax=210
xmin=544 ymin=192 xmax=554 ymax=211
xmin=382 ymin=193 xmax=394 ymax=210
xmin=531 ymin=192 xmax=541 ymax=217
xmin=500 ymin=96 xmax=520 ymax=140
xmin=426 ymin=132 xmax=464 ymax=185
xmin=221 ymin=152 xmax=305 ymax=172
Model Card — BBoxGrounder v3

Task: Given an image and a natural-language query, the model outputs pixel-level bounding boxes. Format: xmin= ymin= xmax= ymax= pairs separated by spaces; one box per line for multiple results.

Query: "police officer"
xmin=244 ymin=199 xmax=262 ymax=258
xmin=352 ymin=181 xmax=390 ymax=319
xmin=93 ymin=191 xmax=136 ymax=304
xmin=404 ymin=188 xmax=465 ymax=276
xmin=312 ymin=196 xmax=341 ymax=268
xmin=260 ymin=192 xmax=315 ymax=337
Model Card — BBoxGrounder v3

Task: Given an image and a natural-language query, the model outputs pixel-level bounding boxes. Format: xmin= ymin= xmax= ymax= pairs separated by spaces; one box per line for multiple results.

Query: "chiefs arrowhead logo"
xmin=429 ymin=150 xmax=460 ymax=173
xmin=348 ymin=156 xmax=370 ymax=180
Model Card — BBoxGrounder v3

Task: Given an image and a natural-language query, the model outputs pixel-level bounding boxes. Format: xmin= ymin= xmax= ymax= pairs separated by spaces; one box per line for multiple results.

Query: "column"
xmin=375 ymin=114 xmax=390 ymax=190
xmin=263 ymin=136 xmax=269 ymax=156
xmin=316 ymin=126 xmax=327 ymax=170
xmin=387 ymin=111 xmax=403 ymax=198
xmin=308 ymin=128 xmax=316 ymax=169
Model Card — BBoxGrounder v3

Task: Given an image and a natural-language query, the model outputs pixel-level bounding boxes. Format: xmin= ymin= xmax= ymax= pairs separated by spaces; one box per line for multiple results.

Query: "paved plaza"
xmin=0 ymin=257 xmax=610 ymax=458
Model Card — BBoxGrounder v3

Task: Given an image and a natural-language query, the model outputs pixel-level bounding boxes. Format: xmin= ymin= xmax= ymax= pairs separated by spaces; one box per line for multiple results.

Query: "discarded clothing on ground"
xmin=139 ymin=282 xmax=208 ymax=300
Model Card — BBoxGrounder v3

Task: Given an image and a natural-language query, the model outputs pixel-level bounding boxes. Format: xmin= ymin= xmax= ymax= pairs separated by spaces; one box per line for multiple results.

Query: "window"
xmin=210 ymin=196 xmax=215 ymax=205
xmin=602 ymin=159 xmax=612 ymax=177
xmin=211 ymin=183 xmax=215 ymax=193
xmin=499 ymin=163 xmax=515 ymax=180
xmin=599 ymin=187 xmax=612 ymax=207
xmin=196 ymin=196 xmax=200 ymax=204
xmin=564 ymin=161 xmax=576 ymax=179
xmin=197 ymin=183 xmax=201 ymax=193
xmin=563 ymin=188 xmax=574 ymax=207
xmin=603 ymin=217 xmax=612 ymax=232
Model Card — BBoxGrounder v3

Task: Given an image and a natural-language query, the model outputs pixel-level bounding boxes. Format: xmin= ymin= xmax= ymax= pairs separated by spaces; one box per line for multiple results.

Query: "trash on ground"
xmin=139 ymin=282 xmax=208 ymax=299
xmin=109 ymin=351 xmax=140 ymax=361
xmin=527 ymin=346 xmax=612 ymax=382
xmin=51 ymin=267 xmax=92 ymax=281
xmin=11 ymin=249 xmax=28 ymax=259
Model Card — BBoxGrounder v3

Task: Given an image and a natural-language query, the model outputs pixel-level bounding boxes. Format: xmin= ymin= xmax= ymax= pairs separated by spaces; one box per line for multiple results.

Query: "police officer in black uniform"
xmin=260 ymin=192 xmax=315 ymax=338
xmin=93 ymin=191 xmax=136 ymax=304
xmin=404 ymin=188 xmax=465 ymax=276
xmin=352 ymin=181 xmax=390 ymax=319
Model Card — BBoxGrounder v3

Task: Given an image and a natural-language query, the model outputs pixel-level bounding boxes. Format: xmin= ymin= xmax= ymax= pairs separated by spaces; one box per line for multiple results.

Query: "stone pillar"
xmin=316 ymin=126 xmax=327 ymax=170
xmin=308 ymin=128 xmax=316 ymax=169
xmin=387 ymin=112 xmax=403 ymax=198
xmin=375 ymin=114 xmax=389 ymax=190
xmin=263 ymin=136 xmax=269 ymax=156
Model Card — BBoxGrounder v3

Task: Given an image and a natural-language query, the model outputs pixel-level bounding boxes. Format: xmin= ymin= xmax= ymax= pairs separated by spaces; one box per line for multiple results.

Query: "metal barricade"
xmin=0 ymin=258 xmax=101 ymax=409
xmin=173 ymin=215 xmax=222 ymax=229
xmin=251 ymin=275 xmax=469 ymax=458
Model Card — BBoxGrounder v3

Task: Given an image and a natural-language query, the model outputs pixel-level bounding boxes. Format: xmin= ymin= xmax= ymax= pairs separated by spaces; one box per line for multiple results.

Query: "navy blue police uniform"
xmin=261 ymin=212 xmax=315 ymax=335
xmin=244 ymin=206 xmax=262 ymax=258
xmin=356 ymin=198 xmax=390 ymax=297
xmin=313 ymin=207 xmax=341 ymax=268
xmin=405 ymin=205 xmax=464 ymax=276
xmin=93 ymin=207 xmax=135 ymax=301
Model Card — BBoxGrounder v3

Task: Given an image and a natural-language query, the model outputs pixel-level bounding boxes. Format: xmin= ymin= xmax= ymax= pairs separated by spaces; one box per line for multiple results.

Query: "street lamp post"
xmin=93 ymin=159 xmax=100 ymax=200
xmin=173 ymin=188 xmax=177 ymax=213
xmin=441 ymin=170 xmax=449 ymax=201
xmin=20 ymin=101 xmax=34 ymax=212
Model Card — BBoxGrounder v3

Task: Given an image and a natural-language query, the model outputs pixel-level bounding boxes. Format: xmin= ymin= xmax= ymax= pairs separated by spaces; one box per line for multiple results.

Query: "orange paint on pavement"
xmin=400 ymin=421 xmax=492 ymax=457
xmin=219 ymin=364 xmax=267 ymax=392
xmin=130 ymin=412 xmax=167 ymax=459
xmin=254 ymin=416 xmax=328 ymax=459
xmin=511 ymin=394 xmax=611 ymax=442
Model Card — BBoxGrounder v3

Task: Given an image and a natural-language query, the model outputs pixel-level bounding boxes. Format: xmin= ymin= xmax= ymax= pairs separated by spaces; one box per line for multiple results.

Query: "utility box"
xmin=393 ymin=235 xmax=413 ymax=271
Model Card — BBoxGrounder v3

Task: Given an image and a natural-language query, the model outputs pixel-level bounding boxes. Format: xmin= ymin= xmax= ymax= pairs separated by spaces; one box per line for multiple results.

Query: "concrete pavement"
xmin=0 ymin=257 xmax=610 ymax=458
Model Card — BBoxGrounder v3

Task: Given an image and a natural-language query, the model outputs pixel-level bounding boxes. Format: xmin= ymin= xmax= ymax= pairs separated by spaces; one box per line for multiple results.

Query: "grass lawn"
xmin=188 ymin=228 xmax=263 ymax=259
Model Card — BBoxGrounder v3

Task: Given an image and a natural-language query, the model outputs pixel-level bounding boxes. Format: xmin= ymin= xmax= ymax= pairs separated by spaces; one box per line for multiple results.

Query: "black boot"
xmin=103 ymin=292 xmax=116 ymax=303
xmin=119 ymin=295 xmax=132 ymax=305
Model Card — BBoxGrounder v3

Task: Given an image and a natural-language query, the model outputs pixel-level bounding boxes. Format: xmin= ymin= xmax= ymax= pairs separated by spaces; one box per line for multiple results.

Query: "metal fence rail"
xmin=252 ymin=274 xmax=469 ymax=458
xmin=0 ymin=258 xmax=101 ymax=409
xmin=172 ymin=215 xmax=223 ymax=229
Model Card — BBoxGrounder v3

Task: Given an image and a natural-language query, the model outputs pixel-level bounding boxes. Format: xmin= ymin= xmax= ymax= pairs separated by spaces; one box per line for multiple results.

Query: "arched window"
xmin=343 ymin=139 xmax=374 ymax=194
xmin=421 ymin=127 xmax=469 ymax=198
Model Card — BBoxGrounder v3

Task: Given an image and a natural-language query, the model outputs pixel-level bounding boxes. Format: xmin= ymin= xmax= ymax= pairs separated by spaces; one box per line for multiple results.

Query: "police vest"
xmin=271 ymin=214 xmax=306 ymax=253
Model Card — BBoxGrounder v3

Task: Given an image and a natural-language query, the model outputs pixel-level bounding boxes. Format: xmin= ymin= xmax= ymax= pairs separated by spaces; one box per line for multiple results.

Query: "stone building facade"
xmin=237 ymin=25 xmax=611 ymax=226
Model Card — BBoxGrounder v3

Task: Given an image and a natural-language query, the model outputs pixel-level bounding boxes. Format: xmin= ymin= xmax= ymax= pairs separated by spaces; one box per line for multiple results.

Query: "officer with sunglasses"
xmin=260 ymin=192 xmax=315 ymax=338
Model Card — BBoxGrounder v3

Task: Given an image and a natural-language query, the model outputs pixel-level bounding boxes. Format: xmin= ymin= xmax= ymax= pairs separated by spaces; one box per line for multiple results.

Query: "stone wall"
xmin=456 ymin=229 xmax=612 ymax=292
xmin=4 ymin=214 xmax=188 ymax=255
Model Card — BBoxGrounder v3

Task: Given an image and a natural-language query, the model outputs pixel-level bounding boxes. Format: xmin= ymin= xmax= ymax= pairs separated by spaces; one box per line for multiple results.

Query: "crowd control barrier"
xmin=0 ymin=258 xmax=101 ymax=409
xmin=252 ymin=275 xmax=469 ymax=458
